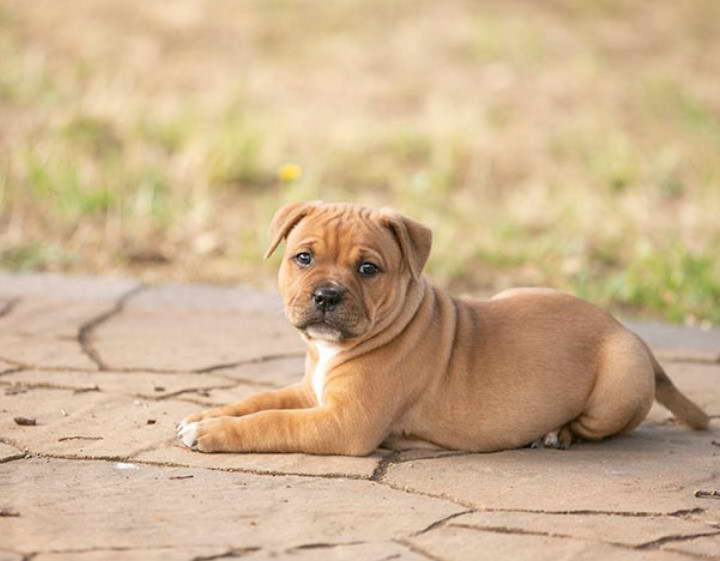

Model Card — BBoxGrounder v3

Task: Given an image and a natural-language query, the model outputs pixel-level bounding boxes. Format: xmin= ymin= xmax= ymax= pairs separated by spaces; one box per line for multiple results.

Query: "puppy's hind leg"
xmin=570 ymin=333 xmax=654 ymax=442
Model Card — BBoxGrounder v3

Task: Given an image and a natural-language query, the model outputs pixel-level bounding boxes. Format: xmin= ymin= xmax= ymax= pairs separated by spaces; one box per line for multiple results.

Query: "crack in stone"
xmin=378 ymin=555 xmax=402 ymax=561
xmin=191 ymin=546 xmax=262 ymax=560
xmin=376 ymin=476 xmax=708 ymax=518
xmin=155 ymin=383 xmax=250 ymax=401
xmin=370 ymin=451 xmax=401 ymax=482
xmin=0 ymin=369 xmax=262 ymax=406
xmin=77 ymin=284 xmax=146 ymax=370
xmin=636 ymin=529 xmax=720 ymax=550
xmin=204 ymin=375 xmax=280 ymax=388
xmin=394 ymin=538 xmax=452 ymax=561
xmin=21 ymin=545 xmax=238 ymax=557
xmin=286 ymin=540 xmax=364 ymax=552
xmin=0 ymin=379 xmax=242 ymax=404
xmin=0 ymin=453 xmax=26 ymax=464
xmin=0 ymin=380 xmax=100 ymax=394
xmin=445 ymin=521 xmax=720 ymax=555
xmin=175 ymin=396 xmax=227 ymax=406
xmin=393 ymin=451 xmax=480 ymax=465
xmin=131 ymin=456 xmax=376 ymax=480
xmin=0 ymin=359 xmax=296 ymax=382
xmin=0 ymin=297 xmax=20 ymax=319
xmin=193 ymin=351 xmax=306 ymax=374
xmin=450 ymin=522 xmax=575 ymax=540
xmin=412 ymin=510 xmax=475 ymax=536
xmin=0 ymin=366 xmax=26 ymax=377
xmin=23 ymin=452 xmax=380 ymax=482
xmin=0 ymin=355 xmax=28 ymax=369
xmin=377 ymin=479 xmax=485 ymax=510
xmin=480 ymin=507 xmax=708 ymax=518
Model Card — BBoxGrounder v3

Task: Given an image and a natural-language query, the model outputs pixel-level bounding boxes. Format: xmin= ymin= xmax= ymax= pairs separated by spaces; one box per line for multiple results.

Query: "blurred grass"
xmin=0 ymin=0 xmax=719 ymax=325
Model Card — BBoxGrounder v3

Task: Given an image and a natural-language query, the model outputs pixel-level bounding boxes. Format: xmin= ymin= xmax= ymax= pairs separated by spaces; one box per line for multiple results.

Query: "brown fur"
xmin=178 ymin=202 xmax=709 ymax=455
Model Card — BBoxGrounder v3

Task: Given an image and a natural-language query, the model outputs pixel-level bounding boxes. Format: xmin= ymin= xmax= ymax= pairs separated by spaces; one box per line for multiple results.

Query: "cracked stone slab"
xmin=0 ymin=369 xmax=241 ymax=400
xmin=134 ymin=442 xmax=385 ymax=479
xmin=384 ymin=425 xmax=720 ymax=515
xmin=445 ymin=511 xmax=718 ymax=547
xmin=93 ymin=285 xmax=304 ymax=371
xmin=212 ymin=355 xmax=305 ymax=388
xmin=405 ymin=525 xmax=693 ymax=561
xmin=2 ymin=458 xmax=461 ymax=553
xmin=646 ymin=362 xmax=720 ymax=423
xmin=1 ymin=389 xmax=198 ymax=458
xmin=0 ymin=276 xmax=139 ymax=369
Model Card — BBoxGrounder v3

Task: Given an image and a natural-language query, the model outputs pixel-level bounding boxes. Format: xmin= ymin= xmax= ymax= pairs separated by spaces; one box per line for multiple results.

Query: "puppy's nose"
xmin=313 ymin=286 xmax=343 ymax=311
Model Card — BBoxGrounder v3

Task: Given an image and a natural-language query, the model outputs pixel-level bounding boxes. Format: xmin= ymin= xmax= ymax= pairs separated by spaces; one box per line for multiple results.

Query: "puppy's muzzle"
xmin=312 ymin=284 xmax=344 ymax=312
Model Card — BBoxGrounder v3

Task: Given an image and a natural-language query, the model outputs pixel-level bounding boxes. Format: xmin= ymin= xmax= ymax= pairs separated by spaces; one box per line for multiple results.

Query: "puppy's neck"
xmin=312 ymin=339 xmax=342 ymax=361
xmin=309 ymin=340 xmax=342 ymax=406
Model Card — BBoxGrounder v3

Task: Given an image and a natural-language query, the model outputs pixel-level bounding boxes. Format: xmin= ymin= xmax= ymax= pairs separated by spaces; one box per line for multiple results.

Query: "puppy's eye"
xmin=358 ymin=262 xmax=380 ymax=277
xmin=294 ymin=252 xmax=313 ymax=267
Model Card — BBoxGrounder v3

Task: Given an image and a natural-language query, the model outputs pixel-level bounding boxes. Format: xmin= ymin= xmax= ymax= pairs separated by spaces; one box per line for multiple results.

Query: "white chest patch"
xmin=312 ymin=341 xmax=340 ymax=405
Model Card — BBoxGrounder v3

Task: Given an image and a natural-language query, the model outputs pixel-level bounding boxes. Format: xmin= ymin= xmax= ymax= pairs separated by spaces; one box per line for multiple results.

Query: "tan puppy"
xmin=178 ymin=202 xmax=709 ymax=454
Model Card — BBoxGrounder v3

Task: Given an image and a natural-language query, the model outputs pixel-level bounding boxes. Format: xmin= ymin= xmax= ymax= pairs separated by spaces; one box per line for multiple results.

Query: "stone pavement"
xmin=1 ymin=273 xmax=719 ymax=561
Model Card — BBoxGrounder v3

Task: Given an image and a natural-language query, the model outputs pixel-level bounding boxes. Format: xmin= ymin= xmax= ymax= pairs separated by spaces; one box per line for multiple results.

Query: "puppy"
xmin=178 ymin=202 xmax=709 ymax=454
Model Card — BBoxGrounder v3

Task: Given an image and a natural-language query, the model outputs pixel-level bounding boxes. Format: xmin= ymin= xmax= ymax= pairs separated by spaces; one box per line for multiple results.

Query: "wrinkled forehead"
xmin=285 ymin=205 xmax=401 ymax=264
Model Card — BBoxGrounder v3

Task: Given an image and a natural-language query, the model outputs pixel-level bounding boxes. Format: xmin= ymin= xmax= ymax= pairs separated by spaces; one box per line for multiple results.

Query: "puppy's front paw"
xmin=175 ymin=408 xmax=224 ymax=447
xmin=177 ymin=420 xmax=199 ymax=450
xmin=176 ymin=417 xmax=230 ymax=453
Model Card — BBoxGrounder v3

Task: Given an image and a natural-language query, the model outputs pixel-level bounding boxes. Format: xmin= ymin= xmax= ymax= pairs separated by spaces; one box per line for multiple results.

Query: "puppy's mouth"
xmin=295 ymin=315 xmax=354 ymax=341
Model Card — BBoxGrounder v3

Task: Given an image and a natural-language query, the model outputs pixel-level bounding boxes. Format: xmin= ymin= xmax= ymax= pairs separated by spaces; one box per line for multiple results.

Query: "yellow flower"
xmin=278 ymin=163 xmax=302 ymax=182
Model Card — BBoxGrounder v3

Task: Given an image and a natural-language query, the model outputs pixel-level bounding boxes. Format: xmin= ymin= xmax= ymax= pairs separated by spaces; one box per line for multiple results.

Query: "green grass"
xmin=0 ymin=242 xmax=74 ymax=272
xmin=570 ymin=245 xmax=720 ymax=325
xmin=1 ymin=1 xmax=719 ymax=325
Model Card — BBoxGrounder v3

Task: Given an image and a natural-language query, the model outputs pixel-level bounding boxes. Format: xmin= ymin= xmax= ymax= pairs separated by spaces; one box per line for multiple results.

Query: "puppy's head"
xmin=265 ymin=202 xmax=432 ymax=343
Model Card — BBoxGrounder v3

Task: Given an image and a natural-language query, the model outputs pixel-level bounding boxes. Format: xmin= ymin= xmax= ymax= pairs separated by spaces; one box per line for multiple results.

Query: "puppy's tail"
xmin=650 ymin=352 xmax=709 ymax=430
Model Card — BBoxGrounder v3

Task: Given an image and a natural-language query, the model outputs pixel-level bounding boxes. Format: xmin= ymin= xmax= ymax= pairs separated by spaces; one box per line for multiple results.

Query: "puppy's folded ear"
xmin=264 ymin=201 xmax=322 ymax=259
xmin=380 ymin=209 xmax=432 ymax=280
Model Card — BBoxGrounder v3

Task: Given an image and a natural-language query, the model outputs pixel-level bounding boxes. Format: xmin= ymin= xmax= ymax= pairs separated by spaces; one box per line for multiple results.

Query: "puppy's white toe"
xmin=543 ymin=430 xmax=559 ymax=448
xmin=176 ymin=420 xmax=188 ymax=438
xmin=178 ymin=421 xmax=199 ymax=449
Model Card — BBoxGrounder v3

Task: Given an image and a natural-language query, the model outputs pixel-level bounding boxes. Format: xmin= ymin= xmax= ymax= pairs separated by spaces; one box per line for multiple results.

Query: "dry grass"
xmin=1 ymin=0 xmax=719 ymax=324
